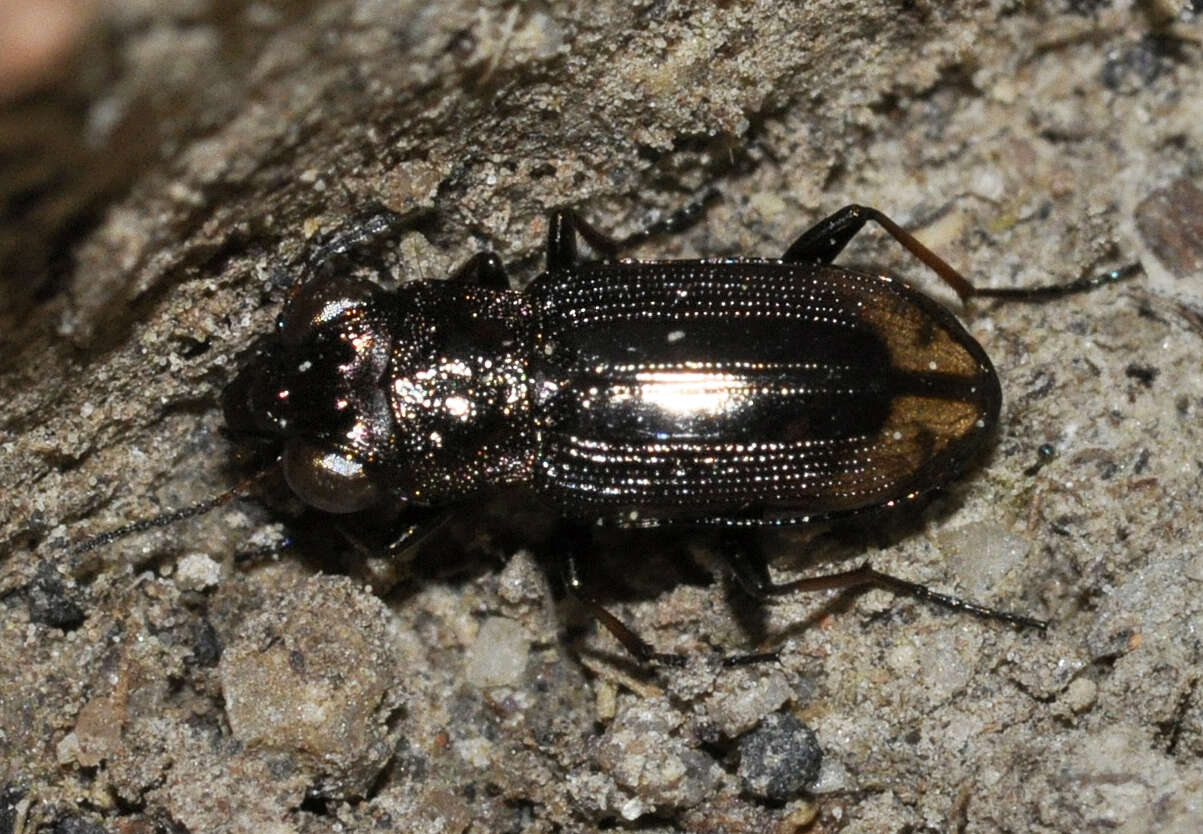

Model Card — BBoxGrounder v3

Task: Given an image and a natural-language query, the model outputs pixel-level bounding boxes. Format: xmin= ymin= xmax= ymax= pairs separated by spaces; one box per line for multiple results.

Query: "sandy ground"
xmin=2 ymin=1 xmax=1203 ymax=832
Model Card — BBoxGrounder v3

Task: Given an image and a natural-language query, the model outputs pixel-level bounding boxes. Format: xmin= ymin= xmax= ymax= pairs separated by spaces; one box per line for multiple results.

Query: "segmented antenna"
xmin=68 ymin=465 xmax=277 ymax=556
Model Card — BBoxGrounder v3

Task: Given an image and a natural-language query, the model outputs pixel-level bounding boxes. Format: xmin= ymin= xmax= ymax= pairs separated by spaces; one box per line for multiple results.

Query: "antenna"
xmin=68 ymin=464 xmax=278 ymax=556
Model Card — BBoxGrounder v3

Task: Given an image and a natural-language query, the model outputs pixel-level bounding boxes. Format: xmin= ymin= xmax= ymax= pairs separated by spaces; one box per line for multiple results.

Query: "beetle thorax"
xmin=379 ymin=284 xmax=535 ymax=502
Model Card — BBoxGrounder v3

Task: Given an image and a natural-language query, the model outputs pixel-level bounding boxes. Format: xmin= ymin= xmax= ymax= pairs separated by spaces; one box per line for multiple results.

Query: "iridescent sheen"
xmin=224 ymin=252 xmax=997 ymax=527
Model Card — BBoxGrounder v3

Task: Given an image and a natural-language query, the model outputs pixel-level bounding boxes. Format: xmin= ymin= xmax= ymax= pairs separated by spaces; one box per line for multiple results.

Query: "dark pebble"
xmin=737 ymin=711 xmax=821 ymax=802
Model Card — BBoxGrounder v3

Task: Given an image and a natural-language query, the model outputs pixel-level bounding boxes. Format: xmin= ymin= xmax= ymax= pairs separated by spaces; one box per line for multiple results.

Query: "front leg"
xmin=303 ymin=207 xmax=403 ymax=282
xmin=328 ymin=505 xmax=455 ymax=594
xmin=335 ymin=504 xmax=454 ymax=561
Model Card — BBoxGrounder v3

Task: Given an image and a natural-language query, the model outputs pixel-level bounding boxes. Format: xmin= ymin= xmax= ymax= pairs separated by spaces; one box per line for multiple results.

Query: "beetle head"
xmin=223 ymin=274 xmax=395 ymax=513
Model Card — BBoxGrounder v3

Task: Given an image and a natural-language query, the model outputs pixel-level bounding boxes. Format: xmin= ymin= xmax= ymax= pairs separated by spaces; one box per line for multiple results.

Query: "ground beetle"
xmin=73 ymin=201 xmax=1137 ymax=665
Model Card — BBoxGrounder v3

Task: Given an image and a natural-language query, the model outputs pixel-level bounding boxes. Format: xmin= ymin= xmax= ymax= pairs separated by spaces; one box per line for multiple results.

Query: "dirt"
xmin=2 ymin=1 xmax=1203 ymax=832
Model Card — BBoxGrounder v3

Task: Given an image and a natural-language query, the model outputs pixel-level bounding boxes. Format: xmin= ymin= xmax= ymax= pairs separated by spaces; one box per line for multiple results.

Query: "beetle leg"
xmin=334 ymin=505 xmax=454 ymax=560
xmin=233 ymin=537 xmax=295 ymax=565
xmin=616 ymin=188 xmax=720 ymax=249
xmin=784 ymin=204 xmax=1140 ymax=302
xmin=784 ymin=204 xmax=979 ymax=301
xmin=303 ymin=208 xmax=402 ymax=282
xmin=721 ymin=531 xmax=779 ymax=599
xmin=721 ymin=530 xmax=1048 ymax=630
xmin=962 ymin=262 xmax=1142 ymax=301
xmin=546 ymin=209 xmax=618 ymax=270
xmin=385 ymin=507 xmax=455 ymax=557
xmin=448 ymin=251 xmax=511 ymax=290
xmin=546 ymin=191 xmax=720 ymax=272
xmin=558 ymin=525 xmax=686 ymax=666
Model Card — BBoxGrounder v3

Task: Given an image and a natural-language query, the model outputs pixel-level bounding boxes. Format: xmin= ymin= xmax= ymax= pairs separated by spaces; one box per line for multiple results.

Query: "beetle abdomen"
xmin=528 ymin=261 xmax=1000 ymax=522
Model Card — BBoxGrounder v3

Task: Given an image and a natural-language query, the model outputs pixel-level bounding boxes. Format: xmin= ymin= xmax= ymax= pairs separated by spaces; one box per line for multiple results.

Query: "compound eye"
xmin=280 ymin=274 xmax=379 ymax=347
xmin=282 ymin=439 xmax=382 ymax=513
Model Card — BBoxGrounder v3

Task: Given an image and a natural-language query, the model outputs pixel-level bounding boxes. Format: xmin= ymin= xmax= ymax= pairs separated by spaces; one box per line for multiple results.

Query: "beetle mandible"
xmin=75 ymin=201 xmax=1137 ymax=664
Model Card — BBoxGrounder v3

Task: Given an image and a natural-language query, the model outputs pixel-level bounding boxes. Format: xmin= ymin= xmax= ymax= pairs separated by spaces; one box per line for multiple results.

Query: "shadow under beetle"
xmin=74 ymin=201 xmax=1138 ymax=665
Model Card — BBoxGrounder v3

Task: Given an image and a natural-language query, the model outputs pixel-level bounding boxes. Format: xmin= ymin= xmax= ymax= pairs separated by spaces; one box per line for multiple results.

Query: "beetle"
xmin=72 ymin=201 xmax=1137 ymax=664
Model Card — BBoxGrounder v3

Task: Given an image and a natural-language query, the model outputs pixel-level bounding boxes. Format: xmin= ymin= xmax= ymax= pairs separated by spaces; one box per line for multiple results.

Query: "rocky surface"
xmin=2 ymin=1 xmax=1203 ymax=831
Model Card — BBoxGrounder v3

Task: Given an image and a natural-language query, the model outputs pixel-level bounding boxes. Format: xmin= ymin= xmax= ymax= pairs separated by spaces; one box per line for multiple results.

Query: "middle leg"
xmin=556 ymin=522 xmax=687 ymax=666
xmin=545 ymin=190 xmax=720 ymax=272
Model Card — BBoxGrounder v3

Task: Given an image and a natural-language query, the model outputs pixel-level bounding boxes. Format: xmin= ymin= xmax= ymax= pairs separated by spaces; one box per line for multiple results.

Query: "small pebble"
xmin=464 ymin=616 xmax=530 ymax=688
xmin=738 ymin=712 xmax=822 ymax=802
xmin=175 ymin=553 xmax=223 ymax=591
xmin=705 ymin=669 xmax=792 ymax=737
xmin=1135 ymin=179 xmax=1203 ymax=278
xmin=595 ymin=700 xmax=721 ymax=815
xmin=53 ymin=817 xmax=107 ymax=834
xmin=1064 ymin=677 xmax=1098 ymax=714
xmin=27 ymin=562 xmax=85 ymax=629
